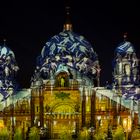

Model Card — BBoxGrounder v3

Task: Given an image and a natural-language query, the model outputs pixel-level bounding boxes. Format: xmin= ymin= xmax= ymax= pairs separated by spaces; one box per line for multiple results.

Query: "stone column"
xmin=31 ymin=88 xmax=35 ymax=127
xmin=39 ymin=86 xmax=44 ymax=127
xmin=90 ymin=89 xmax=96 ymax=127
xmin=75 ymin=113 xmax=79 ymax=135
xmin=113 ymin=96 xmax=117 ymax=128
xmin=82 ymin=87 xmax=86 ymax=127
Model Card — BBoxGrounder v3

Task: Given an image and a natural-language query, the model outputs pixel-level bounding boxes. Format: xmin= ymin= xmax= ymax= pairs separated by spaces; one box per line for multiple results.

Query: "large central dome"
xmin=32 ymin=7 xmax=100 ymax=86
xmin=35 ymin=30 xmax=99 ymax=81
xmin=41 ymin=31 xmax=96 ymax=59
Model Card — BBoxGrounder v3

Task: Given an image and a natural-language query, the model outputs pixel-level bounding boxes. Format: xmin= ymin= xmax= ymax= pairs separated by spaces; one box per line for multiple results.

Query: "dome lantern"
xmin=63 ymin=6 xmax=73 ymax=31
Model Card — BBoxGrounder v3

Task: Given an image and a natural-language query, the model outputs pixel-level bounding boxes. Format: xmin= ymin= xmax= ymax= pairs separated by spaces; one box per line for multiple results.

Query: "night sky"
xmin=0 ymin=1 xmax=140 ymax=88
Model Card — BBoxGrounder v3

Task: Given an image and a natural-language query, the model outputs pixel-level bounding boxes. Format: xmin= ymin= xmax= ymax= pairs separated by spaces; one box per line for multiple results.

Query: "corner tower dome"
xmin=32 ymin=7 xmax=100 ymax=87
xmin=0 ymin=40 xmax=15 ymax=58
xmin=115 ymin=41 xmax=135 ymax=56
xmin=115 ymin=33 xmax=135 ymax=57
xmin=0 ymin=40 xmax=19 ymax=100
xmin=112 ymin=34 xmax=140 ymax=97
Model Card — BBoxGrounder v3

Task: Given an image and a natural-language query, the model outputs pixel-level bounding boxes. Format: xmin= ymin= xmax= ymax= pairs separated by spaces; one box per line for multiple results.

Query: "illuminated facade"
xmin=0 ymin=9 xmax=140 ymax=139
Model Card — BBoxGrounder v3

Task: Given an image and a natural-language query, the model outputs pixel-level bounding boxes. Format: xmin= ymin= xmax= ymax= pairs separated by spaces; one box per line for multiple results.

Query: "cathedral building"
xmin=0 ymin=8 xmax=140 ymax=139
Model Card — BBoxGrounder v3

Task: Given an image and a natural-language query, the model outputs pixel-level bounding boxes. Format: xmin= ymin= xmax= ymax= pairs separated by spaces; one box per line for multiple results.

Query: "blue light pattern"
xmin=33 ymin=31 xmax=99 ymax=81
xmin=115 ymin=41 xmax=135 ymax=56
xmin=0 ymin=44 xmax=19 ymax=100
xmin=113 ymin=41 xmax=140 ymax=101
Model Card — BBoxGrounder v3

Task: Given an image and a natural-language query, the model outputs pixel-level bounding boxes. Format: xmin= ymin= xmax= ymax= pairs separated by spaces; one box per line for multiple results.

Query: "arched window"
xmin=55 ymin=72 xmax=69 ymax=87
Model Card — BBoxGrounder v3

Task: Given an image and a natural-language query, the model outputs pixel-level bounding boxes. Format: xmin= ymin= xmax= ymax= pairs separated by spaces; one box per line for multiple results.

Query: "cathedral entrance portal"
xmin=47 ymin=104 xmax=80 ymax=139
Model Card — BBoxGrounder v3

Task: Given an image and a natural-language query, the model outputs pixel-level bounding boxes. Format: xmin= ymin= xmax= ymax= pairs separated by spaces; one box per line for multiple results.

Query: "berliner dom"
xmin=0 ymin=8 xmax=140 ymax=140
